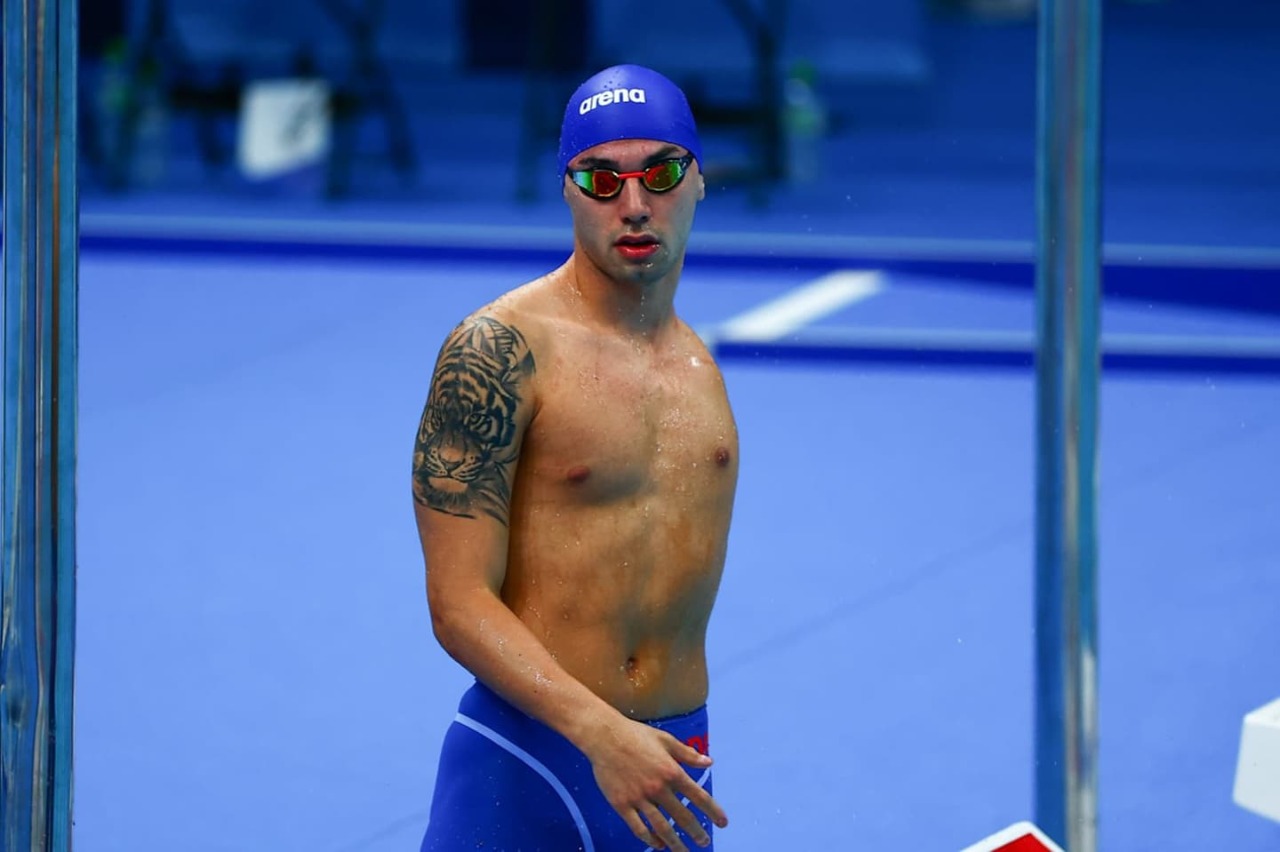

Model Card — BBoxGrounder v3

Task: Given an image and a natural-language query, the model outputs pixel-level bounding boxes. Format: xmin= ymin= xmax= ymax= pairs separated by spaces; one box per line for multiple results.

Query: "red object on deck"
xmin=992 ymin=833 xmax=1055 ymax=851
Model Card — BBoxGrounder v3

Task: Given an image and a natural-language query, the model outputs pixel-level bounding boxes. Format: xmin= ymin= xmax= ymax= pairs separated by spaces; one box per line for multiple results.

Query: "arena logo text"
xmin=579 ymin=88 xmax=647 ymax=115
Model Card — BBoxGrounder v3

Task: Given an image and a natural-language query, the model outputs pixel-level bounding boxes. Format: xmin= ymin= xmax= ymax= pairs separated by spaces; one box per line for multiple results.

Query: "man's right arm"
xmin=411 ymin=313 xmax=609 ymax=740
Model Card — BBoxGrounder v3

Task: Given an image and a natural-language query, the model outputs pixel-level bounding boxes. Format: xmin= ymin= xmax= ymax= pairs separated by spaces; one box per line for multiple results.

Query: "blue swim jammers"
xmin=421 ymin=680 xmax=715 ymax=852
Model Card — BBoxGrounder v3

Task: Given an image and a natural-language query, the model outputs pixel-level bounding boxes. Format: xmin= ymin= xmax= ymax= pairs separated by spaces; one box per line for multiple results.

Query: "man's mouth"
xmin=615 ymin=235 xmax=660 ymax=260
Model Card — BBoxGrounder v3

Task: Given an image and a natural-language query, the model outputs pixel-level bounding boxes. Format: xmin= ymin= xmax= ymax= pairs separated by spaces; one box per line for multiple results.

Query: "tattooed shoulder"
xmin=412 ymin=316 xmax=537 ymax=523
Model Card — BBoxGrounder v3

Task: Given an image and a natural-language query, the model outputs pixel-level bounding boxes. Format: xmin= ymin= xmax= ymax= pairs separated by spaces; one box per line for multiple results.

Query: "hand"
xmin=584 ymin=717 xmax=729 ymax=851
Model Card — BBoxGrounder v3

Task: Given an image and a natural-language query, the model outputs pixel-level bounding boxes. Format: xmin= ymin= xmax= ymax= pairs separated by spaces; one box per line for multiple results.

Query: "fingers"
xmin=622 ymin=809 xmax=664 ymax=850
xmin=603 ymin=727 xmax=726 ymax=849
xmin=655 ymin=789 xmax=713 ymax=849
xmin=675 ymin=773 xmax=729 ymax=830
xmin=667 ymin=734 xmax=714 ymax=769
xmin=624 ymin=790 xmax=717 ymax=851
xmin=639 ymin=801 xmax=689 ymax=852
xmin=663 ymin=733 xmax=729 ymax=831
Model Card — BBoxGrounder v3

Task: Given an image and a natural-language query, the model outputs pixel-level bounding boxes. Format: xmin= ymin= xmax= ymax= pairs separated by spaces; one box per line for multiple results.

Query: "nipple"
xmin=566 ymin=465 xmax=591 ymax=484
xmin=714 ymin=446 xmax=731 ymax=467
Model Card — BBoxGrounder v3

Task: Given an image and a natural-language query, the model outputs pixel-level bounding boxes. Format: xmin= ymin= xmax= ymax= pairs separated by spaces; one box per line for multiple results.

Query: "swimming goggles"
xmin=568 ymin=155 xmax=693 ymax=200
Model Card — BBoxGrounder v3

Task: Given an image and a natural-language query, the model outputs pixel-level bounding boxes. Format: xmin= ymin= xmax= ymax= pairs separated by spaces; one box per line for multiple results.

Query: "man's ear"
xmin=696 ymin=172 xmax=706 ymax=201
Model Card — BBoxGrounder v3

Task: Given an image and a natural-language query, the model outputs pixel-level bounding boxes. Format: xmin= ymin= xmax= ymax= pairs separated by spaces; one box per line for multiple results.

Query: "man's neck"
xmin=562 ymin=256 xmax=680 ymax=340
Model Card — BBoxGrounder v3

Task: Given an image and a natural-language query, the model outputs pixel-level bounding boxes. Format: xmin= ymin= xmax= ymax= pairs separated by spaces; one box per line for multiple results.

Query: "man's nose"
xmin=616 ymin=177 xmax=651 ymax=224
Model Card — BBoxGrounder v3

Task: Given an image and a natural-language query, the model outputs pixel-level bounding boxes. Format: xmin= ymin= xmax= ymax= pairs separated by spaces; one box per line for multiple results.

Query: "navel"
xmin=714 ymin=446 xmax=731 ymax=467
xmin=566 ymin=465 xmax=591 ymax=484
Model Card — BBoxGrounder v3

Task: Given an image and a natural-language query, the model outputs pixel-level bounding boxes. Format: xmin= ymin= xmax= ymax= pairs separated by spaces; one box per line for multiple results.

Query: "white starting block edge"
xmin=1234 ymin=696 xmax=1280 ymax=823
xmin=960 ymin=821 xmax=1064 ymax=852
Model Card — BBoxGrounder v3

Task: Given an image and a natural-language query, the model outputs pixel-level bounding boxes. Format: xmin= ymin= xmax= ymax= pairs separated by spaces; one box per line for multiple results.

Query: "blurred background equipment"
xmin=79 ymin=0 xmax=938 ymax=201
xmin=236 ymin=77 xmax=333 ymax=180
xmin=88 ymin=0 xmax=417 ymax=196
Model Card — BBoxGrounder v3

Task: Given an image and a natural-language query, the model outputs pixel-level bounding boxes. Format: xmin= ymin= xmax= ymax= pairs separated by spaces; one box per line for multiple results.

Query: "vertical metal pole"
xmin=1 ymin=0 xmax=79 ymax=848
xmin=1034 ymin=0 xmax=1102 ymax=848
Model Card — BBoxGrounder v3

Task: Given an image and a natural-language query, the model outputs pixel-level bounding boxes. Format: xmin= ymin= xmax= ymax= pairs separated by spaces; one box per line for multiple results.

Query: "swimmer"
xmin=412 ymin=64 xmax=738 ymax=851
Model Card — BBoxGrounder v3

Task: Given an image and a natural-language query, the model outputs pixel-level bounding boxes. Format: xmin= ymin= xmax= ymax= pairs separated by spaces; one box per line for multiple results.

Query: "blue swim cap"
xmin=557 ymin=65 xmax=702 ymax=178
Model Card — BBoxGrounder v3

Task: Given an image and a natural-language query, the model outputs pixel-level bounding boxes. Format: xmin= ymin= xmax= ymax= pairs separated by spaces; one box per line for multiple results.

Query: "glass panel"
xmin=67 ymin=1 xmax=1280 ymax=850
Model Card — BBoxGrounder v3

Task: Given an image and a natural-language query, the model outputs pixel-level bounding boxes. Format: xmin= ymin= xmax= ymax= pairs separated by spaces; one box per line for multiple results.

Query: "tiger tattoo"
xmin=413 ymin=316 xmax=536 ymax=523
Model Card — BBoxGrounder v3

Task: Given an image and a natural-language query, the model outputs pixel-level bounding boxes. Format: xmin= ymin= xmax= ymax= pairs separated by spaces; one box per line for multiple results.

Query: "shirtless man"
xmin=412 ymin=65 xmax=738 ymax=851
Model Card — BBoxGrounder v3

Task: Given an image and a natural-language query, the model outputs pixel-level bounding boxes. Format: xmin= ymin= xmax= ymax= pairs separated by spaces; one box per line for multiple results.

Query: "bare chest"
xmin=522 ymin=345 xmax=738 ymax=502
